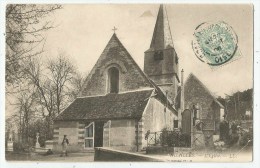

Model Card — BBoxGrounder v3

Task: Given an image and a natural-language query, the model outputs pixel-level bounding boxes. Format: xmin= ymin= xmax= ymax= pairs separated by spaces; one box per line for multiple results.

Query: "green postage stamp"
xmin=192 ymin=21 xmax=240 ymax=66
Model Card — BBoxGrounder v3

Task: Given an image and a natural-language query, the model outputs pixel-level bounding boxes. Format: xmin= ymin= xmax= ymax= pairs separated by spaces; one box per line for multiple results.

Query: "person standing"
xmin=60 ymin=135 xmax=69 ymax=157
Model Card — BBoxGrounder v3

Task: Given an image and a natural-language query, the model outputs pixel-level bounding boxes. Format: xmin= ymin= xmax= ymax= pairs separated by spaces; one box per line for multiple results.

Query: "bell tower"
xmin=144 ymin=4 xmax=180 ymax=104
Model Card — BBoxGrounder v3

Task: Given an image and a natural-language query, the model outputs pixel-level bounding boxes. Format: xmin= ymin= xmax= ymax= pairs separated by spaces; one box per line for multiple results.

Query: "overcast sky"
xmin=43 ymin=4 xmax=253 ymax=97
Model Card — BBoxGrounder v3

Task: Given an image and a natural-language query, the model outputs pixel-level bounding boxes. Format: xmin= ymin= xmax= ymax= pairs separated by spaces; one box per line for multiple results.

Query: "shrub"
xmin=240 ymin=131 xmax=253 ymax=146
xmin=160 ymin=128 xmax=191 ymax=147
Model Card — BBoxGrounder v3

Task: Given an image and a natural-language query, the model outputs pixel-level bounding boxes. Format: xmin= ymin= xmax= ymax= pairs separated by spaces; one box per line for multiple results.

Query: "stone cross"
xmin=8 ymin=132 xmax=12 ymax=142
xmin=36 ymin=133 xmax=39 ymax=143
xmin=112 ymin=26 xmax=117 ymax=33
xmin=36 ymin=132 xmax=40 ymax=148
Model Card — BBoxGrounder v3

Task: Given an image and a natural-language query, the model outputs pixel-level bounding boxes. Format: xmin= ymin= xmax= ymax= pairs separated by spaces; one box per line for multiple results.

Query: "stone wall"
xmin=108 ymin=119 xmax=137 ymax=152
xmin=141 ymin=97 xmax=177 ymax=149
xmin=81 ymin=34 xmax=151 ymax=96
xmin=184 ymin=74 xmax=223 ymax=148
xmin=53 ymin=121 xmax=83 ymax=152
xmin=53 ymin=119 xmax=138 ymax=152
xmin=144 ymin=48 xmax=179 ymax=102
xmin=99 ymin=119 xmax=139 ymax=152
xmin=144 ymin=48 xmax=178 ymax=76
xmin=184 ymin=74 xmax=221 ymax=121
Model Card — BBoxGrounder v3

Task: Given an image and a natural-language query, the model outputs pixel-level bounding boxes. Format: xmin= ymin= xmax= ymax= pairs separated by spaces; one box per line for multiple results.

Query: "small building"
xmin=182 ymin=73 xmax=224 ymax=148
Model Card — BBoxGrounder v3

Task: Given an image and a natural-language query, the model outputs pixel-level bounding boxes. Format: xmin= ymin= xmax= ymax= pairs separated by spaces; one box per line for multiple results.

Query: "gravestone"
xmin=35 ymin=133 xmax=48 ymax=153
xmin=6 ymin=132 xmax=14 ymax=152
xmin=35 ymin=132 xmax=40 ymax=148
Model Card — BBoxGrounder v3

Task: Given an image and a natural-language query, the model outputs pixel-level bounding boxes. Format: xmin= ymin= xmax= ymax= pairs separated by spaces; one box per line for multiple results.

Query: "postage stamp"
xmin=192 ymin=21 xmax=240 ymax=66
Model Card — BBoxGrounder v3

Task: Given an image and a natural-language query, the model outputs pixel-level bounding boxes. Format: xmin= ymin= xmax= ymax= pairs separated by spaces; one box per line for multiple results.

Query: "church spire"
xmin=150 ymin=4 xmax=174 ymax=50
xmin=144 ymin=4 xmax=179 ymax=104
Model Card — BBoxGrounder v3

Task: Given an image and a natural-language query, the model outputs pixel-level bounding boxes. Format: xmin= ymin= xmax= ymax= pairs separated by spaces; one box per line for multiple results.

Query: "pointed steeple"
xmin=144 ymin=4 xmax=179 ymax=104
xmin=150 ymin=4 xmax=174 ymax=50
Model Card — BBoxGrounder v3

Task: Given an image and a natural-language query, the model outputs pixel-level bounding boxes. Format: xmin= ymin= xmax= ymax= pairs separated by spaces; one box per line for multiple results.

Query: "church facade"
xmin=53 ymin=4 xmax=224 ymax=152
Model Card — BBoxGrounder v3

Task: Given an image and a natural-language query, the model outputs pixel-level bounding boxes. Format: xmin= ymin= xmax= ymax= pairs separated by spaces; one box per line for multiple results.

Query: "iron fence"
xmin=145 ymin=130 xmax=191 ymax=147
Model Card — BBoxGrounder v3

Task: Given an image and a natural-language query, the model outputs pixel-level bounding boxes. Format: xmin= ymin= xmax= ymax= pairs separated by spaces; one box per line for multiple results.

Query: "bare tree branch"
xmin=6 ymin=4 xmax=62 ymax=85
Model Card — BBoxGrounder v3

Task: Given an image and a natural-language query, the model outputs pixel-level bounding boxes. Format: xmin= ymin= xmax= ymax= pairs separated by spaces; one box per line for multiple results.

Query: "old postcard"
xmin=3 ymin=2 xmax=257 ymax=165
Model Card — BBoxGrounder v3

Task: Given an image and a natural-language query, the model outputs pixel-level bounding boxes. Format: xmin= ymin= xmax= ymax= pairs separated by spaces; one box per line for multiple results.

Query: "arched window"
xmin=108 ymin=67 xmax=119 ymax=93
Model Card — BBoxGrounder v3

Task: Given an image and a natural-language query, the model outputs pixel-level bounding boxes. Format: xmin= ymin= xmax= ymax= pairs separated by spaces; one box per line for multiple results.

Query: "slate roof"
xmin=150 ymin=4 xmax=174 ymax=50
xmin=55 ymin=89 xmax=154 ymax=121
xmin=185 ymin=73 xmax=224 ymax=108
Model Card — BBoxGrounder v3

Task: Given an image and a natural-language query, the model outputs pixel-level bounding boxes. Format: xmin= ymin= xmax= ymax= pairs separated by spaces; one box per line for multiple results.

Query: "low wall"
xmin=94 ymin=147 xmax=162 ymax=162
xmin=146 ymin=146 xmax=174 ymax=154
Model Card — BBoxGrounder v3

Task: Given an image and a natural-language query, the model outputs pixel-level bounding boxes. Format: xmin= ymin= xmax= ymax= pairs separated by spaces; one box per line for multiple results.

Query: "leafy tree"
xmin=217 ymin=89 xmax=253 ymax=120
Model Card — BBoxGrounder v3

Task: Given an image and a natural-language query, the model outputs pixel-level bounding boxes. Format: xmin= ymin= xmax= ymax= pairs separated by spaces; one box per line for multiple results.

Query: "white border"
xmin=0 ymin=0 xmax=259 ymax=168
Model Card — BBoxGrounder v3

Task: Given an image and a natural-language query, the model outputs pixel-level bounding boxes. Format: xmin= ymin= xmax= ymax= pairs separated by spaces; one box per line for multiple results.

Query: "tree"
xmin=24 ymin=53 xmax=76 ymax=139
xmin=69 ymin=72 xmax=85 ymax=100
xmin=6 ymin=4 xmax=62 ymax=85
xmin=218 ymin=89 xmax=253 ymax=121
xmin=9 ymin=84 xmax=38 ymax=148
xmin=47 ymin=54 xmax=75 ymax=114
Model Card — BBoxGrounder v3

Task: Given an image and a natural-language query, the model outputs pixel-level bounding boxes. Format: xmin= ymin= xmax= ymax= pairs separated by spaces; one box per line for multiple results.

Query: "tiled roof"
xmin=55 ymin=89 xmax=154 ymax=121
xmin=185 ymin=73 xmax=224 ymax=108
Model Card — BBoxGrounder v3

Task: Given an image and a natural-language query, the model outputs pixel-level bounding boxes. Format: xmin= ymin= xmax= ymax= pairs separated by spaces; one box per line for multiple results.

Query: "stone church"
xmin=53 ymin=5 xmax=224 ymax=152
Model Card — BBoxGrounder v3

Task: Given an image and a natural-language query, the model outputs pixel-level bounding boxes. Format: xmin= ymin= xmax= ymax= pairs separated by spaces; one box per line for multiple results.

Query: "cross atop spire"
xmin=150 ymin=4 xmax=174 ymax=50
xmin=112 ymin=26 xmax=118 ymax=34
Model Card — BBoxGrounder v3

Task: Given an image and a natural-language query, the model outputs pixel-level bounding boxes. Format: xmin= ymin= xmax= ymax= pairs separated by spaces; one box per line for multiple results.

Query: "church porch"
xmin=53 ymin=119 xmax=142 ymax=153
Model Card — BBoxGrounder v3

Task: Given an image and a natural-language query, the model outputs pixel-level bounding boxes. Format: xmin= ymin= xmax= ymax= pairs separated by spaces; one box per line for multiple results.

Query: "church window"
xmin=174 ymin=120 xmax=178 ymax=128
xmin=154 ymin=50 xmax=164 ymax=60
xmin=108 ymin=67 xmax=119 ymax=93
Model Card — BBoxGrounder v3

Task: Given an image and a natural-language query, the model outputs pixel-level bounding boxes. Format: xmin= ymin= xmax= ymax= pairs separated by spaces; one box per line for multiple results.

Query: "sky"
xmin=43 ymin=4 xmax=253 ymax=97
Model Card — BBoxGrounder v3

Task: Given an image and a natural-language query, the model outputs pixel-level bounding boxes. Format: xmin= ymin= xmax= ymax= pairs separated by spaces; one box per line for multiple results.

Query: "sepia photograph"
xmin=3 ymin=2 xmax=256 ymax=164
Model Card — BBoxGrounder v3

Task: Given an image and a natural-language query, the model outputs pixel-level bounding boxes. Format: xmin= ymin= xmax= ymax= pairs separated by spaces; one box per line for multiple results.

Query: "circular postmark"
xmin=192 ymin=21 xmax=238 ymax=66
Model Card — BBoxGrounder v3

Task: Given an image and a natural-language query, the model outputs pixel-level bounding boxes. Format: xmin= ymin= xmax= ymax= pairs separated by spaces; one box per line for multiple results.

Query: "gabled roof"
xmin=185 ymin=73 xmax=224 ymax=108
xmin=80 ymin=33 xmax=152 ymax=96
xmin=150 ymin=4 xmax=174 ymax=50
xmin=55 ymin=89 xmax=154 ymax=121
xmin=80 ymin=33 xmax=178 ymax=114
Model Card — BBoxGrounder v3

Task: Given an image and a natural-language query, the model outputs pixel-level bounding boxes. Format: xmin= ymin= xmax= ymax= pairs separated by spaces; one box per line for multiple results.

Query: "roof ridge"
xmin=80 ymin=33 xmax=153 ymax=96
xmin=185 ymin=73 xmax=224 ymax=108
xmin=112 ymin=34 xmax=154 ymax=86
xmin=80 ymin=34 xmax=119 ymax=96
xmin=113 ymin=34 xmax=177 ymax=110
xmin=77 ymin=88 xmax=154 ymax=99
xmin=54 ymin=87 xmax=154 ymax=121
